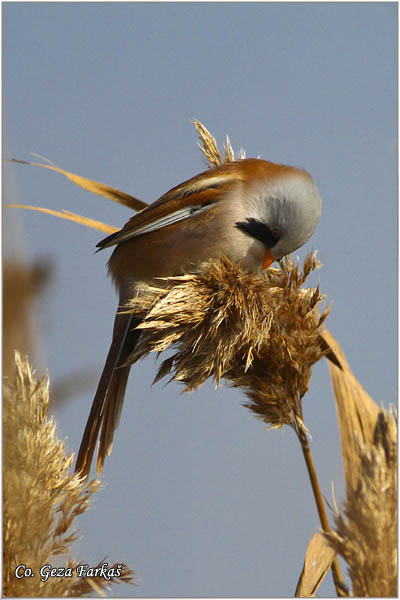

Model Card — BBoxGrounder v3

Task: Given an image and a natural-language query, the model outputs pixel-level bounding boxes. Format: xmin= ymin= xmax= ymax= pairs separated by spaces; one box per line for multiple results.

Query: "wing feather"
xmin=97 ymin=162 xmax=241 ymax=250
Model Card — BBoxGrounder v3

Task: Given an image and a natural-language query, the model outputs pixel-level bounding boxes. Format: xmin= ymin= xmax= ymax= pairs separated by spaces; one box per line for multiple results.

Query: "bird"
xmin=75 ymin=157 xmax=322 ymax=477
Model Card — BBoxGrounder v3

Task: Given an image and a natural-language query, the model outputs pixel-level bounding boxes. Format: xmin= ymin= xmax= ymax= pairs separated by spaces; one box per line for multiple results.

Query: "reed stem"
xmin=296 ymin=425 xmax=346 ymax=597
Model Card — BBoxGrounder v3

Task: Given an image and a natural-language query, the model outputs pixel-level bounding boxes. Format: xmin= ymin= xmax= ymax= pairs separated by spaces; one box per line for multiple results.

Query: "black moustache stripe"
xmin=235 ymin=218 xmax=280 ymax=249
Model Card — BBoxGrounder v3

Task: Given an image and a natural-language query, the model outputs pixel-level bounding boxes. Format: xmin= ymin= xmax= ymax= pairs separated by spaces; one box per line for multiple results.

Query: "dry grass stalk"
xmin=126 ymin=252 xmax=329 ymax=435
xmin=324 ymin=409 xmax=397 ymax=597
xmin=3 ymin=353 xmax=135 ymax=597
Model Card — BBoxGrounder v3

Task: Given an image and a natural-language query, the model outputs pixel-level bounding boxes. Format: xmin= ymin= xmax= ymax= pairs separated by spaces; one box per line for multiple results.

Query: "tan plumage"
xmin=75 ymin=158 xmax=321 ymax=477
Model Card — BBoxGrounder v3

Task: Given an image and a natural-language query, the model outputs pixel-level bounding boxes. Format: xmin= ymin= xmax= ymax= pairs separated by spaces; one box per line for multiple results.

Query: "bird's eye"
xmin=235 ymin=219 xmax=281 ymax=248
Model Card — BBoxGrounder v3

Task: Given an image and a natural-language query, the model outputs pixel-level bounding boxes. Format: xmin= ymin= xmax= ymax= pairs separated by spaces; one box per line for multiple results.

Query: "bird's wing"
xmin=96 ymin=163 xmax=241 ymax=249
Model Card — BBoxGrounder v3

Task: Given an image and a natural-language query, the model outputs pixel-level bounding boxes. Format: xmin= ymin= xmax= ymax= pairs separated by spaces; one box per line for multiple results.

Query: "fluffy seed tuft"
xmin=125 ymin=252 xmax=329 ymax=431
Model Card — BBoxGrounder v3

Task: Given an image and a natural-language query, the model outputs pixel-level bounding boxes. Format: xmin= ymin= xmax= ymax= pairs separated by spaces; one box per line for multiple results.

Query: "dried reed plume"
xmin=325 ymin=409 xmax=397 ymax=597
xmin=127 ymin=252 xmax=329 ymax=436
xmin=125 ymin=241 xmax=346 ymax=594
xmin=126 ymin=246 xmax=343 ymax=594
xmin=3 ymin=353 xmax=135 ymax=597
xmin=3 ymin=257 xmax=97 ymax=410
xmin=3 ymin=259 xmax=50 ymax=380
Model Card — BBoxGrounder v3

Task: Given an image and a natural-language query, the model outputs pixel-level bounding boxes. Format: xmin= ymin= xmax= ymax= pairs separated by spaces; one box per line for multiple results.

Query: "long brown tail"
xmin=75 ymin=303 xmax=141 ymax=478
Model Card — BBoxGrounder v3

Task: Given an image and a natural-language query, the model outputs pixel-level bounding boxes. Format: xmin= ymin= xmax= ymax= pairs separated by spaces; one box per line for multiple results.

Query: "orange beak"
xmin=262 ymin=249 xmax=275 ymax=269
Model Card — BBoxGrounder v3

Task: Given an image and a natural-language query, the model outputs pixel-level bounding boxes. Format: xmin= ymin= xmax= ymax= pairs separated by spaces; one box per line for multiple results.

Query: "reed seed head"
xmin=325 ymin=409 xmax=397 ymax=597
xmin=3 ymin=353 xmax=135 ymax=596
xmin=126 ymin=252 xmax=329 ymax=431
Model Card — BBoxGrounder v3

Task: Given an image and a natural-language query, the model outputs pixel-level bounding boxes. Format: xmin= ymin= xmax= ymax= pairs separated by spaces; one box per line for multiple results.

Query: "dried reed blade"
xmin=7 ymin=204 xmax=118 ymax=234
xmin=295 ymin=532 xmax=337 ymax=597
xmin=319 ymin=327 xmax=380 ymax=493
xmin=8 ymin=158 xmax=147 ymax=211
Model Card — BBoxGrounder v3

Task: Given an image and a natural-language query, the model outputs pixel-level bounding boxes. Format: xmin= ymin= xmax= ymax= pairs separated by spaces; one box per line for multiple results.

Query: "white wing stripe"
xmin=113 ymin=203 xmax=214 ymax=243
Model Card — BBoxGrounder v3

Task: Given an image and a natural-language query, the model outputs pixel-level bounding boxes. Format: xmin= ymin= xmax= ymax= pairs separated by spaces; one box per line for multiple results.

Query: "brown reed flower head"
xmin=126 ymin=251 xmax=329 ymax=433
xmin=325 ymin=409 xmax=397 ymax=597
xmin=3 ymin=353 xmax=135 ymax=597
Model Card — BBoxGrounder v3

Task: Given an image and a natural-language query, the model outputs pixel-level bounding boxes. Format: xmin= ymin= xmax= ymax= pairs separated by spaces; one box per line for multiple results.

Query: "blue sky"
xmin=3 ymin=3 xmax=397 ymax=597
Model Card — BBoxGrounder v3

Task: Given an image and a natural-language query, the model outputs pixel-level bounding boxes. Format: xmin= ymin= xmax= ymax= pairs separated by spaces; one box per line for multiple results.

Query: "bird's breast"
xmin=107 ymin=198 xmax=265 ymax=289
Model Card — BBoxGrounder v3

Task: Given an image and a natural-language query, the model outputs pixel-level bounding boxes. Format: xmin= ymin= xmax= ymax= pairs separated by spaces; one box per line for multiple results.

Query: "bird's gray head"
xmin=237 ymin=167 xmax=322 ymax=262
